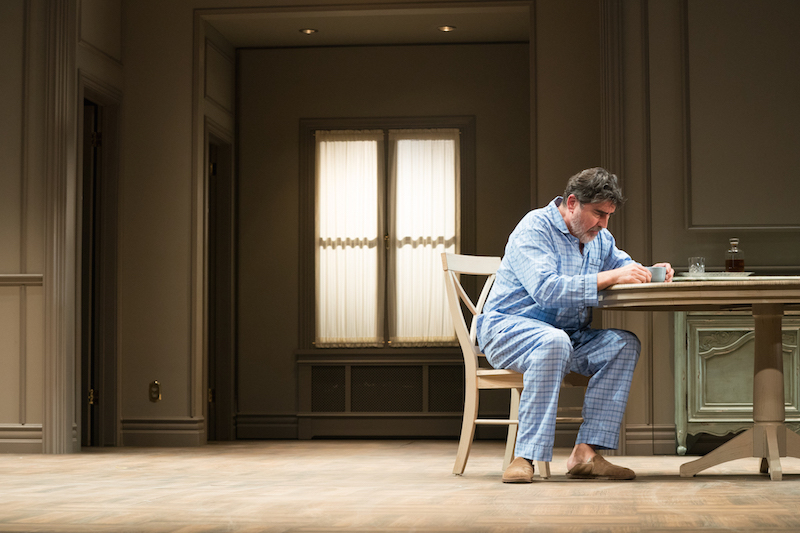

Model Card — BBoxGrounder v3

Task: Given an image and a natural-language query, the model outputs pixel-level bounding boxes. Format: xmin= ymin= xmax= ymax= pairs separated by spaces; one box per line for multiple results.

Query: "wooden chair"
xmin=441 ymin=253 xmax=547 ymax=478
xmin=441 ymin=252 xmax=586 ymax=479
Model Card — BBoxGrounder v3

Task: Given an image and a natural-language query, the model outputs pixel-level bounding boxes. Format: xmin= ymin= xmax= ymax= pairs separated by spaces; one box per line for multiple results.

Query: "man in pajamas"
xmin=476 ymin=167 xmax=674 ymax=482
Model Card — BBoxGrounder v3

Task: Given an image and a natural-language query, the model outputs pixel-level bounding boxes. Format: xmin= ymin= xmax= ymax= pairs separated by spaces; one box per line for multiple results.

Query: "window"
xmin=315 ymin=130 xmax=385 ymax=347
xmin=303 ymin=118 xmax=474 ymax=349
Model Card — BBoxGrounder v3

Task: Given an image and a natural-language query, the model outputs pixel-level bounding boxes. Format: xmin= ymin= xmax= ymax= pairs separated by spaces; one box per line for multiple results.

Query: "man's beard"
xmin=568 ymin=210 xmax=601 ymax=244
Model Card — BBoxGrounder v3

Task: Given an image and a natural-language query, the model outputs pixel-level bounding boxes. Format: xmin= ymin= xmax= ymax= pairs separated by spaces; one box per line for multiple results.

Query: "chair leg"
xmin=502 ymin=387 xmax=521 ymax=471
xmin=537 ymin=461 xmax=551 ymax=479
xmin=453 ymin=385 xmax=479 ymax=475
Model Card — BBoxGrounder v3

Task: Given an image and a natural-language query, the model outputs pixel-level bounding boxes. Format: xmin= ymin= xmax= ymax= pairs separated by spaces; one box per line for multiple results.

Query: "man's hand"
xmin=653 ymin=262 xmax=675 ymax=282
xmin=597 ymin=263 xmax=652 ymax=290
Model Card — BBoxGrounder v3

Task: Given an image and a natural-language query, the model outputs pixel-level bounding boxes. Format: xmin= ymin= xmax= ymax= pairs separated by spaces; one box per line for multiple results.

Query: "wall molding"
xmin=203 ymin=89 xmax=235 ymax=120
xmin=77 ymin=39 xmax=122 ymax=70
xmin=681 ymin=0 xmax=800 ymax=232
xmin=0 ymin=274 xmax=44 ymax=286
xmin=121 ymin=418 xmax=205 ymax=447
xmin=79 ymin=69 xmax=123 ymax=103
xmin=76 ymin=0 xmax=122 ymax=67
xmin=204 ymin=38 xmax=234 ymax=114
xmin=528 ymin=2 xmax=537 ymax=209
xmin=0 ymin=424 xmax=43 ymax=453
xmin=600 ymin=0 xmax=625 ymax=244
xmin=600 ymin=0 xmax=632 ymax=457
xmin=43 ymin=0 xmax=79 ymax=454
xmin=190 ymin=12 xmax=205 ymax=433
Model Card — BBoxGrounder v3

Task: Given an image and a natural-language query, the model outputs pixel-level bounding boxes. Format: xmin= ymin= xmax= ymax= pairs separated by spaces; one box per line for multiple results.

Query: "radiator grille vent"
xmin=429 ymin=365 xmax=464 ymax=412
xmin=351 ymin=366 xmax=423 ymax=412
xmin=311 ymin=365 xmax=346 ymax=412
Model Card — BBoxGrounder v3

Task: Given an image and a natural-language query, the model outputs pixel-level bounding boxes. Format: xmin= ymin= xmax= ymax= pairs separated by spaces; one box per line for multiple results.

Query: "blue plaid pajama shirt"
xmin=476 ymin=197 xmax=641 ymax=462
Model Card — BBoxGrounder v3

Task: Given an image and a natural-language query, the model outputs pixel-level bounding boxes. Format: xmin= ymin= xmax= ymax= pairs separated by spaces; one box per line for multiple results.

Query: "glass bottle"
xmin=725 ymin=238 xmax=745 ymax=272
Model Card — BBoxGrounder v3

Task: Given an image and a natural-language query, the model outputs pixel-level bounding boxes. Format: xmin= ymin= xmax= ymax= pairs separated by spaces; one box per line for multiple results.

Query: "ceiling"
xmin=203 ymin=3 xmax=530 ymax=48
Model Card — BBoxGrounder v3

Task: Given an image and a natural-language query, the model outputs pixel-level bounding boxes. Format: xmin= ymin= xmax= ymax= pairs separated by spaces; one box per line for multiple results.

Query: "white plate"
xmin=676 ymin=272 xmax=754 ymax=280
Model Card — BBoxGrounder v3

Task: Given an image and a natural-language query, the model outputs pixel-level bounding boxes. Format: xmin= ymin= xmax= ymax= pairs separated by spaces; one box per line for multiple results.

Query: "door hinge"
xmin=208 ymin=388 xmax=215 ymax=403
xmin=88 ymin=388 xmax=96 ymax=406
xmin=90 ymin=132 xmax=102 ymax=147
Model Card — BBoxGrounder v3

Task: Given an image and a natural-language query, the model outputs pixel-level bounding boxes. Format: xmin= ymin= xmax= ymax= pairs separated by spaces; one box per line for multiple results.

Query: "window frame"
xmin=299 ymin=116 xmax=477 ymax=350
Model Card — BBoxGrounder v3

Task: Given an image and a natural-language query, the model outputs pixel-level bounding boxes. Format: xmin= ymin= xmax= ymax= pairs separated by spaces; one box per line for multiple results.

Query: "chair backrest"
xmin=441 ymin=253 xmax=502 ymax=376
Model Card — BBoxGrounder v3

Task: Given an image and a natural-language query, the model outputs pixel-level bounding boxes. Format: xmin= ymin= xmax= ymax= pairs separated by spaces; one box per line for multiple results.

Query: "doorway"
xmin=80 ymin=93 xmax=119 ymax=447
xmin=206 ymin=133 xmax=236 ymax=440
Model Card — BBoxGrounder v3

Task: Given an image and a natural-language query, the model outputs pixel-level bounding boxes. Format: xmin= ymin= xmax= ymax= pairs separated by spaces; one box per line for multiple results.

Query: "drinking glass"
xmin=689 ymin=256 xmax=705 ymax=275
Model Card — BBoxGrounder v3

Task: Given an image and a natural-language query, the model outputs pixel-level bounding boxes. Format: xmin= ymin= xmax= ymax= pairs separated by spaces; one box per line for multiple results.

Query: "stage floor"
xmin=2 ymin=439 xmax=800 ymax=532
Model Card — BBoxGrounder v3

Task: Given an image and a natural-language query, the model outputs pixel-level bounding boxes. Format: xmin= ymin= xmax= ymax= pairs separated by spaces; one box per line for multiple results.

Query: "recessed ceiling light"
xmin=299 ymin=28 xmax=318 ymax=35
xmin=437 ymin=25 xmax=456 ymax=32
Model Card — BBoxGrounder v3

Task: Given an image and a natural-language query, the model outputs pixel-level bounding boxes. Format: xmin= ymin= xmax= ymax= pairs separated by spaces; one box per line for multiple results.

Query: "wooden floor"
xmin=2 ymin=440 xmax=800 ymax=532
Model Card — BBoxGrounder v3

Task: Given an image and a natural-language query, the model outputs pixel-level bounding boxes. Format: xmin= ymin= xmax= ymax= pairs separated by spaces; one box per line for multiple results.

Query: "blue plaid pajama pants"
xmin=481 ymin=318 xmax=640 ymax=462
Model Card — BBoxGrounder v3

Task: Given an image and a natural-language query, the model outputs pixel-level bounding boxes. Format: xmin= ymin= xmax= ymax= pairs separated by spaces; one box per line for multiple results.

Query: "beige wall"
xmin=3 ymin=0 xmax=799 ymax=453
xmin=534 ymin=0 xmax=601 ymax=205
xmin=236 ymin=43 xmax=530 ymax=427
xmin=0 ymin=0 xmax=123 ymax=452
xmin=686 ymin=1 xmax=799 ymax=230
xmin=118 ymin=1 xmax=240 ymax=445
xmin=0 ymin=2 xmax=25 ymax=276
xmin=116 ymin=0 xmax=531 ymax=445
xmin=119 ymin=0 xmax=195 ymax=430
xmin=0 ymin=0 xmax=46 ymax=452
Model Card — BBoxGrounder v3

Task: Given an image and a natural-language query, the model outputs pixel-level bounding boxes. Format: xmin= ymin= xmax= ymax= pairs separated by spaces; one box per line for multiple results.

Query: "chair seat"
xmin=476 ymin=368 xmax=518 ymax=376
xmin=476 ymin=369 xmax=524 ymax=389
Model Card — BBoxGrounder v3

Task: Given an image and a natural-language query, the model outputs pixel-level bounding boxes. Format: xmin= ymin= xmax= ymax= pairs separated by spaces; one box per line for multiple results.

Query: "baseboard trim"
xmin=0 ymin=424 xmax=43 ymax=453
xmin=236 ymin=414 xmax=298 ymax=439
xmin=625 ymin=424 xmax=677 ymax=455
xmin=121 ymin=418 xmax=205 ymax=447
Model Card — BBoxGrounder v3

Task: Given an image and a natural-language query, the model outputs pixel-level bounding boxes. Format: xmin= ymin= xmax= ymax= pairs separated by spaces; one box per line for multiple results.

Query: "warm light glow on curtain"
xmin=388 ymin=130 xmax=459 ymax=346
xmin=315 ymin=130 xmax=384 ymax=347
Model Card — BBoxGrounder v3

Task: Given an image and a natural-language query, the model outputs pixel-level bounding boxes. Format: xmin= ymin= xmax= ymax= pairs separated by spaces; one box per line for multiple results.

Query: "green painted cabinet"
xmin=674 ymin=311 xmax=800 ymax=455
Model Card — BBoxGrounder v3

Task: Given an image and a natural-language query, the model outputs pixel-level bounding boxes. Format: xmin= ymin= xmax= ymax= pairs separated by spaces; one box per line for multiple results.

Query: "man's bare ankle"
xmin=567 ymin=444 xmax=597 ymax=469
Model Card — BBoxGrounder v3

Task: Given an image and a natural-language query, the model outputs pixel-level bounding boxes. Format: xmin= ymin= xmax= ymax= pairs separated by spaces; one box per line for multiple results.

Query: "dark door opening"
xmin=80 ymin=94 xmax=119 ymax=447
xmin=207 ymin=135 xmax=236 ymax=440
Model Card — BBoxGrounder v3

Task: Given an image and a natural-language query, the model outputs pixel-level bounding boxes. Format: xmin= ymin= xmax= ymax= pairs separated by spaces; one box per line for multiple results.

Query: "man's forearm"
xmin=598 ymin=263 xmax=652 ymax=289
xmin=597 ymin=270 xmax=618 ymax=291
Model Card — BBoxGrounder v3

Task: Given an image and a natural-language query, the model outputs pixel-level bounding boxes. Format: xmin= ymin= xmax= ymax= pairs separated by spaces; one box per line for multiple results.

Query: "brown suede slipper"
xmin=566 ymin=454 xmax=636 ymax=480
xmin=502 ymin=457 xmax=534 ymax=483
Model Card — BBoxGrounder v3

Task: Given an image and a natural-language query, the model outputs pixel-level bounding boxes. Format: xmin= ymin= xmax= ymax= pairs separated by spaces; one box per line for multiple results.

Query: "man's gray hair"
xmin=564 ymin=167 xmax=626 ymax=207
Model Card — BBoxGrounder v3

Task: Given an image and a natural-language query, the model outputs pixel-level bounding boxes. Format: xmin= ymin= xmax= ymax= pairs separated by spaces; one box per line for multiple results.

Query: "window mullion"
xmin=380 ymin=129 xmax=390 ymax=346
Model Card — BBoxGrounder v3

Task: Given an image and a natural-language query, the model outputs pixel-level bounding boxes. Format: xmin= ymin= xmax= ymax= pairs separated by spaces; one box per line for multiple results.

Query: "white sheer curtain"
xmin=388 ymin=129 xmax=459 ymax=346
xmin=315 ymin=130 xmax=385 ymax=347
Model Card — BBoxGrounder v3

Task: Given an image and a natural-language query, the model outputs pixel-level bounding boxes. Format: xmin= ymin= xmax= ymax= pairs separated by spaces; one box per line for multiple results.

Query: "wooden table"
xmin=598 ymin=277 xmax=800 ymax=480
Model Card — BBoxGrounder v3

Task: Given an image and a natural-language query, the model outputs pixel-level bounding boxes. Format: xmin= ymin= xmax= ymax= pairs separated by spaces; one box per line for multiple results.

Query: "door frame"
xmin=204 ymin=119 xmax=236 ymax=440
xmin=77 ymin=77 xmax=121 ymax=446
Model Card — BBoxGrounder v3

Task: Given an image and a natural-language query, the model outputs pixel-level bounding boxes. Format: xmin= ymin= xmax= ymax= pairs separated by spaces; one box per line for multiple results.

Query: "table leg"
xmin=680 ymin=304 xmax=800 ymax=480
xmin=679 ymin=428 xmax=754 ymax=477
xmin=764 ymin=424 xmax=783 ymax=480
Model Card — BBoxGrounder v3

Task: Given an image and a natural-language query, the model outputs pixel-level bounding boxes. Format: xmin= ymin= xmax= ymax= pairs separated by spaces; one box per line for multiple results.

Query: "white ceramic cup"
xmin=647 ymin=266 xmax=666 ymax=282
